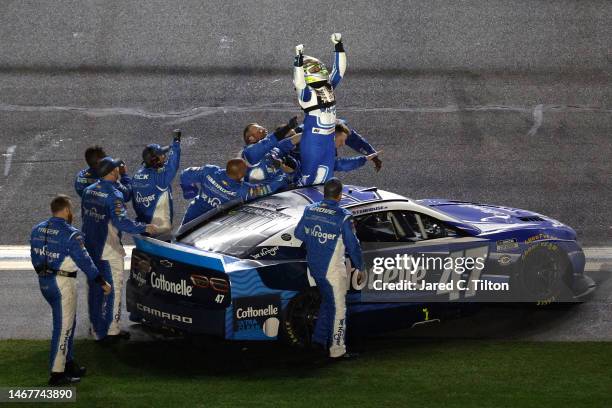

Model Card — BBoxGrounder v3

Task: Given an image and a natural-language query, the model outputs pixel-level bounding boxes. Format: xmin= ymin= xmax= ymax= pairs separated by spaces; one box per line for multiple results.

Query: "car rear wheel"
xmin=281 ymin=288 xmax=321 ymax=348
xmin=515 ymin=243 xmax=570 ymax=304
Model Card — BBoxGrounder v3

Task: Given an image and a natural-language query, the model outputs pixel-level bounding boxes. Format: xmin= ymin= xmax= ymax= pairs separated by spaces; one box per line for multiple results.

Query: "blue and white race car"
xmin=126 ymin=185 xmax=595 ymax=345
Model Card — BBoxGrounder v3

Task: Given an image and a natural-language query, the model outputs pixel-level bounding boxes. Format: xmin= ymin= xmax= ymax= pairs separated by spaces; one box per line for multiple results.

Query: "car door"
xmin=352 ymin=210 xmax=452 ymax=302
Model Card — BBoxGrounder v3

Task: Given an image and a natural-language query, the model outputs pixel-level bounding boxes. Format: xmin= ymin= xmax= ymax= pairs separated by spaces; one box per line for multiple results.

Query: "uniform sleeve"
xmin=241 ymin=174 xmax=288 ymax=201
xmin=330 ymin=48 xmax=347 ymax=89
xmin=118 ymin=174 xmax=133 ymax=202
xmin=67 ymin=232 xmax=100 ymax=281
xmin=294 ymin=210 xmax=307 ymax=242
xmin=108 ymin=193 xmax=147 ymax=234
xmin=242 ymin=134 xmax=279 ymax=165
xmin=74 ymin=171 xmax=85 ymax=197
xmin=180 ymin=166 xmax=207 ymax=199
xmin=346 ymin=128 xmax=376 ymax=155
xmin=334 ymin=156 xmax=367 ymax=172
xmin=342 ymin=215 xmax=363 ymax=270
xmin=277 ymin=138 xmax=296 ymax=155
xmin=161 ymin=140 xmax=181 ymax=186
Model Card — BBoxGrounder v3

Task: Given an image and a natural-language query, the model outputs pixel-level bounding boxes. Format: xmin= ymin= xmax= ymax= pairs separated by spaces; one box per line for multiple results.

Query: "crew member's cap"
xmin=142 ymin=144 xmax=170 ymax=164
xmin=97 ymin=156 xmax=123 ymax=177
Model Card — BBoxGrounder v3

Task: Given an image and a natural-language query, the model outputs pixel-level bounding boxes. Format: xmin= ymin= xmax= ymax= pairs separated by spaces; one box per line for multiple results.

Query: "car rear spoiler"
xmin=134 ymin=236 xmax=227 ymax=272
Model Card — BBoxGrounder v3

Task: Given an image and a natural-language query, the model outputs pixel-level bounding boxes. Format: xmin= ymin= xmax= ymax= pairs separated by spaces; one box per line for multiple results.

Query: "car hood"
xmin=418 ymin=199 xmax=574 ymax=236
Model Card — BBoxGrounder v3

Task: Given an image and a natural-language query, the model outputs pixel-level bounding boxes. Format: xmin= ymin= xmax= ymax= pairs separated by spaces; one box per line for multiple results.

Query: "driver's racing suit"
xmin=30 ymin=217 xmax=103 ymax=373
xmin=293 ymin=44 xmax=346 ymax=185
xmin=294 ymin=198 xmax=363 ymax=357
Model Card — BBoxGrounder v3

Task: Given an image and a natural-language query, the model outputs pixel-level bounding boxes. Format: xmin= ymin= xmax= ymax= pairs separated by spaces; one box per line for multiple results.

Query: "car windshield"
xmin=179 ymin=203 xmax=295 ymax=257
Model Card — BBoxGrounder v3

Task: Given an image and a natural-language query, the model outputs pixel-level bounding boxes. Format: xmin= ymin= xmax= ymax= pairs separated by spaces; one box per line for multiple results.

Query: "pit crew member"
xmin=180 ymin=158 xmax=288 ymax=224
xmin=294 ymin=178 xmax=364 ymax=358
xmin=82 ymin=157 xmax=157 ymax=341
xmin=132 ymin=130 xmax=181 ymax=238
xmin=241 ymin=117 xmax=301 ymax=166
xmin=75 ymin=145 xmax=132 ymax=201
xmin=293 ymin=33 xmax=346 ymax=185
xmin=31 ymin=195 xmax=111 ymax=386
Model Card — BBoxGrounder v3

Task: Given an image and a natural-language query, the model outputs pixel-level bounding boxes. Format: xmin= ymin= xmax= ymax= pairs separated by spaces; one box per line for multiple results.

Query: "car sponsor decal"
xmin=496 ymin=238 xmax=519 ymax=251
xmin=233 ymin=294 xmax=281 ymax=340
xmin=281 ymin=233 xmax=292 ymax=242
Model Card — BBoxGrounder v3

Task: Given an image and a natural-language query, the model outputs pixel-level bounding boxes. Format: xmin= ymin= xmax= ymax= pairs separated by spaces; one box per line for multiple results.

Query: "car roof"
xmin=274 ymin=184 xmax=408 ymax=208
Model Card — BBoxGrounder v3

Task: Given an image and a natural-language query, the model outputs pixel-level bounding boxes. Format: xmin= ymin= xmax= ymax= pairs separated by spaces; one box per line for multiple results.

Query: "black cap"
xmin=142 ymin=144 xmax=170 ymax=167
xmin=97 ymin=156 xmax=123 ymax=177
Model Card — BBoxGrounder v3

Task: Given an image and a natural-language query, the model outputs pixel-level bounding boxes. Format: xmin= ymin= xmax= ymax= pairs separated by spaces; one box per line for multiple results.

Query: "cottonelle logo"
xmin=235 ymin=305 xmax=278 ymax=319
xmin=150 ymin=272 xmax=193 ymax=297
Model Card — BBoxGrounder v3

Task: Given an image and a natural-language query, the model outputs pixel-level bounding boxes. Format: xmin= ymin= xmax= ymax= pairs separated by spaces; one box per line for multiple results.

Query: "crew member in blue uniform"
xmin=82 ymin=157 xmax=157 ymax=341
xmin=293 ymin=33 xmax=346 ymax=185
xmin=241 ymin=117 xmax=301 ymax=166
xmin=246 ymin=121 xmax=381 ymax=183
xmin=132 ymin=130 xmax=181 ymax=238
xmin=74 ymin=145 xmax=132 ymax=201
xmin=180 ymin=158 xmax=289 ymax=224
xmin=31 ymin=195 xmax=111 ymax=386
xmin=294 ymin=178 xmax=364 ymax=358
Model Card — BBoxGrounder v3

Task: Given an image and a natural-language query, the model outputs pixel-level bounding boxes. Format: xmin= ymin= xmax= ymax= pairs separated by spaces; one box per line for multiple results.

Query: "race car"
xmin=126 ymin=185 xmax=595 ymax=346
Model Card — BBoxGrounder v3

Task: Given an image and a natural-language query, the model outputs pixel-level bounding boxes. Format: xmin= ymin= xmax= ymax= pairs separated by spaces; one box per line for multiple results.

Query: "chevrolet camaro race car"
xmin=126 ymin=185 xmax=595 ymax=345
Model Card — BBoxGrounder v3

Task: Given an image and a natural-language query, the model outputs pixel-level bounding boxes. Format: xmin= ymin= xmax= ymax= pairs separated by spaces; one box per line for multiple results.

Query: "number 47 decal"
xmin=215 ymin=294 xmax=225 ymax=303
xmin=437 ymin=246 xmax=489 ymax=301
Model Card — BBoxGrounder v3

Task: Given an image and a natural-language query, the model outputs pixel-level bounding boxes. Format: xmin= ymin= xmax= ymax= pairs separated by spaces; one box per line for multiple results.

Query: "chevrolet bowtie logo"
xmin=159 ymin=259 xmax=173 ymax=267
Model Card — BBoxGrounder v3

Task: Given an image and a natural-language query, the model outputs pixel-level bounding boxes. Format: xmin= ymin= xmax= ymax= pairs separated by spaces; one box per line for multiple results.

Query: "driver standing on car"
xmin=31 ymin=195 xmax=111 ymax=386
xmin=294 ymin=178 xmax=364 ymax=359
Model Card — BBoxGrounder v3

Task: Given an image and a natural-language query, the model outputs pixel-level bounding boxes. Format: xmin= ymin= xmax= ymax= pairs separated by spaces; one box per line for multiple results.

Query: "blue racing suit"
xmin=132 ymin=140 xmax=181 ymax=236
xmin=75 ymin=167 xmax=133 ymax=202
xmin=81 ymin=180 xmax=146 ymax=339
xmin=294 ymin=199 xmax=363 ymax=357
xmin=293 ymin=47 xmax=346 ymax=185
xmin=30 ymin=217 xmax=102 ymax=373
xmin=180 ymin=165 xmax=288 ymax=224
xmin=241 ymin=132 xmax=295 ymax=167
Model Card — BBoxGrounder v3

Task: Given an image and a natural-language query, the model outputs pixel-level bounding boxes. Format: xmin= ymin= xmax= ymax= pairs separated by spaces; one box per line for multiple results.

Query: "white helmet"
xmin=303 ymin=56 xmax=329 ymax=85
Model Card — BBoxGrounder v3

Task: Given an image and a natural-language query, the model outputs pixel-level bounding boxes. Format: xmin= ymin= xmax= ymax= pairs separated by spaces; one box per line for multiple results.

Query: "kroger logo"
xmin=135 ymin=191 xmax=156 ymax=208
xmin=305 ymin=225 xmax=337 ymax=244
xmin=84 ymin=207 xmax=106 ymax=222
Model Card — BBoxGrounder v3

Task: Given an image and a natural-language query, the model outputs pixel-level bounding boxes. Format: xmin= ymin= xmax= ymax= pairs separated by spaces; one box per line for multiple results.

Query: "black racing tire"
xmin=514 ymin=242 xmax=571 ymax=305
xmin=281 ymin=288 xmax=321 ymax=348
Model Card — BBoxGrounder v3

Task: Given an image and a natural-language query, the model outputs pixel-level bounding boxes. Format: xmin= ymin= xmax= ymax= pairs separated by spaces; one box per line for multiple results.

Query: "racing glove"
xmin=173 ymin=129 xmax=182 ymax=143
xmin=294 ymin=44 xmax=304 ymax=67
xmin=331 ymin=33 xmax=344 ymax=52
xmin=372 ymin=156 xmax=382 ymax=172
xmin=275 ymin=116 xmax=299 ymax=140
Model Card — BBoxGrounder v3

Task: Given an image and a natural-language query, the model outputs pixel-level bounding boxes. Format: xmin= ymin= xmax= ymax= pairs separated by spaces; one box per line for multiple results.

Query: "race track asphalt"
xmin=0 ymin=0 xmax=610 ymax=340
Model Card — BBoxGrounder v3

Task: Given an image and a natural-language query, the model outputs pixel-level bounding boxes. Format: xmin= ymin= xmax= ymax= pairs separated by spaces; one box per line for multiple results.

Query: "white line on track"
xmin=0 ymin=246 xmax=610 ymax=272
xmin=3 ymin=145 xmax=16 ymax=176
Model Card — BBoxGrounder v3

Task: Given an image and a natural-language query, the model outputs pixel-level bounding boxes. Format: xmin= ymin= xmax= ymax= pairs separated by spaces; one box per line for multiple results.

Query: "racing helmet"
xmin=303 ymin=56 xmax=329 ymax=85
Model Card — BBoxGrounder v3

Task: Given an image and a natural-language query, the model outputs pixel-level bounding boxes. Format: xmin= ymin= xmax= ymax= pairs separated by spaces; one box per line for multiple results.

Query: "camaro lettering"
xmin=136 ymin=303 xmax=193 ymax=324
xmin=150 ymin=272 xmax=193 ymax=297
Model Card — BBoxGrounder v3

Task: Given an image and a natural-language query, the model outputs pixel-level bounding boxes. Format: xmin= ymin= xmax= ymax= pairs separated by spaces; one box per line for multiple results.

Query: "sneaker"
xmin=330 ymin=351 xmax=359 ymax=360
xmin=48 ymin=372 xmax=80 ymax=386
xmin=65 ymin=361 xmax=86 ymax=377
